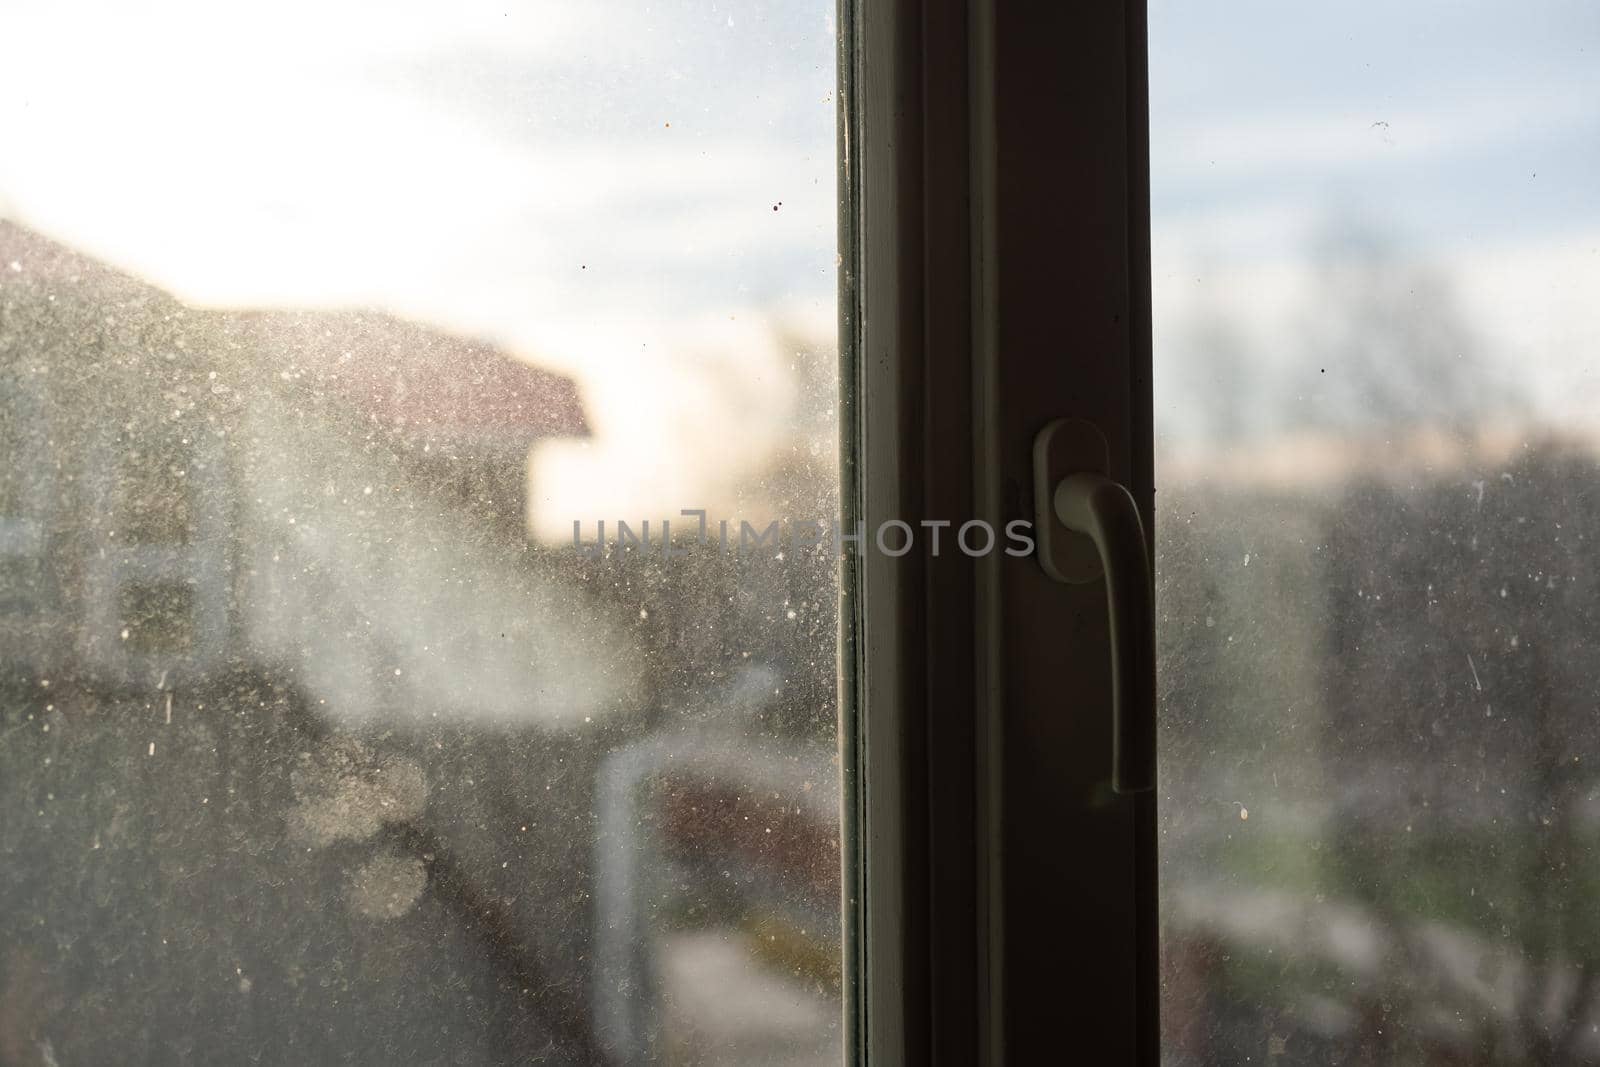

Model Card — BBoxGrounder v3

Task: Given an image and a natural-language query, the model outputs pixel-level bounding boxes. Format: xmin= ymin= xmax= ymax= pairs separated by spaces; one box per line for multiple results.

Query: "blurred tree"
xmin=1158 ymin=262 xmax=1269 ymax=446
xmin=1321 ymin=446 xmax=1600 ymax=1061
xmin=1297 ymin=218 xmax=1516 ymax=436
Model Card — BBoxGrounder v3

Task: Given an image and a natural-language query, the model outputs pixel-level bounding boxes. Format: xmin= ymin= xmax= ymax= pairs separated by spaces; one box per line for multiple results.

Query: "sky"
xmin=3 ymin=1 xmax=1598 ymax=521
xmin=1148 ymin=0 xmax=1600 ymax=447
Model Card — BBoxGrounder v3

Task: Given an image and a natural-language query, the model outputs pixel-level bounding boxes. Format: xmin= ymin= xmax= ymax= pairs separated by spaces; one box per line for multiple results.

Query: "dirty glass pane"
xmin=1152 ymin=2 xmax=1600 ymax=1062
xmin=0 ymin=3 xmax=841 ymax=1064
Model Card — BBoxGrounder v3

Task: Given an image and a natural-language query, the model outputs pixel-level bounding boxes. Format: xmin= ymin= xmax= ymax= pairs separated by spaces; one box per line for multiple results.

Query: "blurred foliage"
xmin=1161 ymin=442 xmax=1600 ymax=1063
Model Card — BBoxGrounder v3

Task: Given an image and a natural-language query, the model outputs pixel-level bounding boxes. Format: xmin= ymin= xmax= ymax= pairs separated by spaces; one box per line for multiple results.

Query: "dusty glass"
xmin=0 ymin=3 xmax=841 ymax=1064
xmin=1152 ymin=2 xmax=1600 ymax=1062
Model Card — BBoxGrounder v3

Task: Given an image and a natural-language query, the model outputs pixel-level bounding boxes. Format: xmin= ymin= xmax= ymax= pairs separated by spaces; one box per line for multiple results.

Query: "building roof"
xmin=235 ymin=308 xmax=590 ymax=444
xmin=0 ymin=218 xmax=171 ymax=309
xmin=1 ymin=219 xmax=588 ymax=445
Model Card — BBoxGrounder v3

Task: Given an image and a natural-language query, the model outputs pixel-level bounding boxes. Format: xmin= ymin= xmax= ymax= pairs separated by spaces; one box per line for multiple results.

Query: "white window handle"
xmin=1033 ymin=419 xmax=1156 ymax=794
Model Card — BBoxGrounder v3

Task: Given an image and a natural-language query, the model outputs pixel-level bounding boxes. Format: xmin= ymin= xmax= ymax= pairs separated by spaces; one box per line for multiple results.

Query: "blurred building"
xmin=0 ymin=220 xmax=648 ymax=1063
xmin=1 ymin=219 xmax=635 ymax=725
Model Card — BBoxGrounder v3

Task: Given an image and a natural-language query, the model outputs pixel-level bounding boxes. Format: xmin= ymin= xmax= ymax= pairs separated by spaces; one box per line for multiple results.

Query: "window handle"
xmin=1032 ymin=420 xmax=1156 ymax=794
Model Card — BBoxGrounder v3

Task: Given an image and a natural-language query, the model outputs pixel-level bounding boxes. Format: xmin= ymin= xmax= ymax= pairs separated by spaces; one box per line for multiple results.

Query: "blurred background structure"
xmin=1151 ymin=1 xmax=1600 ymax=1062
xmin=0 ymin=3 xmax=840 ymax=1064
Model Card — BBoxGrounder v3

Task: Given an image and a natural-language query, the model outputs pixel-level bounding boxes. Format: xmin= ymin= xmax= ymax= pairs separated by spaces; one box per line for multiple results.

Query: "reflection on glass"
xmin=0 ymin=3 xmax=839 ymax=1064
xmin=1153 ymin=2 xmax=1600 ymax=1062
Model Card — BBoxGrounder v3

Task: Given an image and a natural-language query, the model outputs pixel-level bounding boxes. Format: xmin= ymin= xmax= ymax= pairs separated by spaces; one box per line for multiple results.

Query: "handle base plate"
xmin=1031 ymin=418 xmax=1110 ymax=584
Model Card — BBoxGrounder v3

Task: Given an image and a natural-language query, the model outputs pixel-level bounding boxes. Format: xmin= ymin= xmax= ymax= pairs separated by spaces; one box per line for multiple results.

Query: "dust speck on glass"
xmin=0 ymin=3 xmax=841 ymax=1064
xmin=1153 ymin=2 xmax=1600 ymax=1063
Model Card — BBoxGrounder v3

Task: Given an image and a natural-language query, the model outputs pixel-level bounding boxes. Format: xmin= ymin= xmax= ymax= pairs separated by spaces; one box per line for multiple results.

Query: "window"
xmin=0 ymin=4 xmax=842 ymax=1063
xmin=1153 ymin=2 xmax=1600 ymax=1062
xmin=22 ymin=1 xmax=1564 ymax=1062
xmin=0 ymin=370 xmax=52 ymax=659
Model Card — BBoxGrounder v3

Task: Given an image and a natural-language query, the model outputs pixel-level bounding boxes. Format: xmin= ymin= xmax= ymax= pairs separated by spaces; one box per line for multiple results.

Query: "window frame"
xmin=843 ymin=1 xmax=1157 ymax=1061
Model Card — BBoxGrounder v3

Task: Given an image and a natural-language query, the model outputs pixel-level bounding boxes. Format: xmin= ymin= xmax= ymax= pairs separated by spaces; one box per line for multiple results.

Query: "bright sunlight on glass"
xmin=1153 ymin=2 xmax=1600 ymax=1062
xmin=0 ymin=3 xmax=840 ymax=1064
